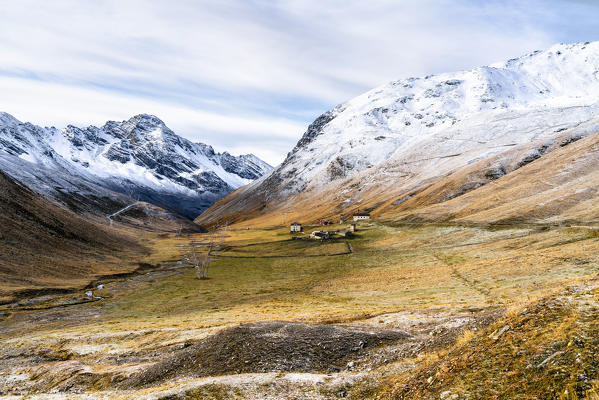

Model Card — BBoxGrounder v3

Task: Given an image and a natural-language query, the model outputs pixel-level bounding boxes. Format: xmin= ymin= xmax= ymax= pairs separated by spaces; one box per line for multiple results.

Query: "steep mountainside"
xmin=0 ymin=171 xmax=145 ymax=303
xmin=197 ymin=42 xmax=599 ymax=227
xmin=378 ymin=126 xmax=599 ymax=225
xmin=0 ymin=113 xmax=272 ymax=219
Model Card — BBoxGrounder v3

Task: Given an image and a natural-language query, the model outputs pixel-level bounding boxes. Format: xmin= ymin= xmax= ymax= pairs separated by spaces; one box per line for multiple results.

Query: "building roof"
xmin=353 ymin=212 xmax=370 ymax=216
xmin=291 ymin=222 xmax=301 ymax=225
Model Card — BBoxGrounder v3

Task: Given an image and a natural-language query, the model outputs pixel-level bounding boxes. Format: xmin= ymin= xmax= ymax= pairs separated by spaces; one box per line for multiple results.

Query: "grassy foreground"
xmin=2 ymin=221 xmax=599 ymax=398
xmin=98 ymin=223 xmax=599 ymax=330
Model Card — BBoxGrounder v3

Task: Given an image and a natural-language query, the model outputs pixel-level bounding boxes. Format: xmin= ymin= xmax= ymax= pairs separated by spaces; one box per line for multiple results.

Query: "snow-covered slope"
xmin=197 ymin=42 xmax=599 ymax=226
xmin=0 ymin=113 xmax=272 ymax=218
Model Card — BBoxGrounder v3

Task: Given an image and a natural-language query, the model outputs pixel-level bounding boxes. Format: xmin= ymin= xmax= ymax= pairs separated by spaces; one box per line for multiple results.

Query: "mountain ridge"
xmin=0 ymin=112 xmax=272 ymax=219
xmin=196 ymin=41 xmax=599 ymax=227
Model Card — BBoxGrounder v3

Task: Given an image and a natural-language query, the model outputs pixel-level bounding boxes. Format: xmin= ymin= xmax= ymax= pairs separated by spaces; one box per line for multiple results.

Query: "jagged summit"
xmin=0 ymin=112 xmax=21 ymax=126
xmin=276 ymin=41 xmax=599 ymax=186
xmin=197 ymin=41 xmax=599 ymax=226
xmin=292 ymin=41 xmax=599 ymax=150
xmin=102 ymin=114 xmax=174 ymax=143
xmin=127 ymin=113 xmax=166 ymax=125
xmin=0 ymin=113 xmax=272 ymax=218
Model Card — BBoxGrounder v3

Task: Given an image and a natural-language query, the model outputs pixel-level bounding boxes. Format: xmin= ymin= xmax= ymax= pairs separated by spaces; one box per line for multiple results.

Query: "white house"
xmin=290 ymin=222 xmax=302 ymax=232
xmin=310 ymin=230 xmax=333 ymax=240
xmin=352 ymin=212 xmax=370 ymax=221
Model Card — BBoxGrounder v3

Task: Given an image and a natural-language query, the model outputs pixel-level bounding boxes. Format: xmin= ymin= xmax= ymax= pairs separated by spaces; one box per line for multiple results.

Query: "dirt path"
xmin=433 ymin=254 xmax=494 ymax=301
xmin=107 ymin=201 xmax=142 ymax=226
xmin=449 ymin=267 xmax=492 ymax=297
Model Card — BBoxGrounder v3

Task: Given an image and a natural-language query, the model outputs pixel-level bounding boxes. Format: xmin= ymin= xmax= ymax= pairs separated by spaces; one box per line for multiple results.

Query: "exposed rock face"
xmin=291 ymin=105 xmax=345 ymax=152
xmin=0 ymin=113 xmax=272 ymax=218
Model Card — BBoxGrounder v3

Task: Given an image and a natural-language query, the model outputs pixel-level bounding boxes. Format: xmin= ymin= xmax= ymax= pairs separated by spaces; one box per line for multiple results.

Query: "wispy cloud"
xmin=1 ymin=0 xmax=598 ymax=164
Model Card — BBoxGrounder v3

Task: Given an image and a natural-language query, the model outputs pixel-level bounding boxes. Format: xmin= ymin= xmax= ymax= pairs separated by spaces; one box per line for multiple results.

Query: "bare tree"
xmin=215 ymin=222 xmax=228 ymax=253
xmin=190 ymin=244 xmax=211 ymax=279
xmin=189 ymin=222 xmax=228 ymax=280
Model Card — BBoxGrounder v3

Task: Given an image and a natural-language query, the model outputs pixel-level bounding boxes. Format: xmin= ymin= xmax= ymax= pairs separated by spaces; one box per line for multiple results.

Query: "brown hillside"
xmin=197 ymin=127 xmax=599 ymax=229
xmin=0 ymin=171 xmax=147 ymax=303
xmin=379 ymin=128 xmax=599 ymax=225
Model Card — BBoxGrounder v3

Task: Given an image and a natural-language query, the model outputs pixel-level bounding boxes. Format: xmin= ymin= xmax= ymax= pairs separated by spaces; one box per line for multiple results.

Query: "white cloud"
xmin=0 ymin=76 xmax=305 ymax=165
xmin=1 ymin=0 xmax=598 ymax=164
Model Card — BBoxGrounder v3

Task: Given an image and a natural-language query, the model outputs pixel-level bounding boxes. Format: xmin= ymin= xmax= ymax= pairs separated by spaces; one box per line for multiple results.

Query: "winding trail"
xmin=107 ymin=202 xmax=142 ymax=226
xmin=433 ymin=254 xmax=493 ymax=301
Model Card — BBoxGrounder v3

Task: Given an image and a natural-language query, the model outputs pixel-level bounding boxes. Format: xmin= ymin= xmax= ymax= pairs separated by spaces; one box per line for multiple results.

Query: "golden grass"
xmin=377 ymin=280 xmax=599 ymax=400
xmin=3 ymin=221 xmax=599 ymax=399
xmin=219 ymin=239 xmax=349 ymax=257
xmin=16 ymin=221 xmax=593 ymax=340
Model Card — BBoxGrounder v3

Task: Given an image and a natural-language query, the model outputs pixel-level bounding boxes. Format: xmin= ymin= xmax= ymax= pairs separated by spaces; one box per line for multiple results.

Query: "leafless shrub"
xmin=189 ymin=222 xmax=228 ymax=280
xmin=191 ymin=245 xmax=211 ymax=280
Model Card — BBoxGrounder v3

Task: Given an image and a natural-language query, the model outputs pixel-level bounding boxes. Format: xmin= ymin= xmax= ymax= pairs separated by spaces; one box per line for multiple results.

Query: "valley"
xmin=4 ymin=38 xmax=599 ymax=399
xmin=2 ymin=220 xmax=599 ymax=398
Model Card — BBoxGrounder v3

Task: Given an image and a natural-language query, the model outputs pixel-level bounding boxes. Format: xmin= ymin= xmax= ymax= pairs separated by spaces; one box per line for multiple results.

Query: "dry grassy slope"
xmin=197 ymin=127 xmax=599 ymax=229
xmin=378 ymin=281 xmax=599 ymax=400
xmin=0 ymin=171 xmax=147 ymax=303
xmin=4 ymin=223 xmax=599 ymax=398
xmin=379 ymin=129 xmax=599 ymax=225
xmin=375 ymin=129 xmax=584 ymax=214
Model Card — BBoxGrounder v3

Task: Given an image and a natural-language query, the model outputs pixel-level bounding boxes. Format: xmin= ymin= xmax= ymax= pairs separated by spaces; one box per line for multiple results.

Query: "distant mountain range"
xmin=197 ymin=41 xmax=599 ymax=227
xmin=0 ymin=113 xmax=272 ymax=219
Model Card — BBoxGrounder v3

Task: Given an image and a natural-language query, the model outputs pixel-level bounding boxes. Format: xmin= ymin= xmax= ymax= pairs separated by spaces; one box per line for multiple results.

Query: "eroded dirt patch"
xmin=122 ymin=321 xmax=410 ymax=388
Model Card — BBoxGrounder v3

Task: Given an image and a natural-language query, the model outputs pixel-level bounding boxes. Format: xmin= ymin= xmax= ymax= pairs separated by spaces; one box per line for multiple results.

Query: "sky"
xmin=1 ymin=0 xmax=599 ymax=165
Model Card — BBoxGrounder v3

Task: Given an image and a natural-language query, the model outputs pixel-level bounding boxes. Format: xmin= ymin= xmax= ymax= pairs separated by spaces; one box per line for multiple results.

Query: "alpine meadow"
xmin=3 ymin=2 xmax=599 ymax=399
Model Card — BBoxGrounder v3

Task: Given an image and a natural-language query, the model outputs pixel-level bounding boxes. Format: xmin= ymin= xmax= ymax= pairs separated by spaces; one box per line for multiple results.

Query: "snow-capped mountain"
xmin=0 ymin=113 xmax=272 ymax=218
xmin=197 ymin=41 xmax=599 ymax=226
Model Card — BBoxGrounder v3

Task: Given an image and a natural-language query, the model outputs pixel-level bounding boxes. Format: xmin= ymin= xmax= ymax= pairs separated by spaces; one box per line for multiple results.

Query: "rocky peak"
xmin=0 ymin=112 xmax=273 ymax=218
xmin=0 ymin=112 xmax=21 ymax=126
xmin=291 ymin=104 xmax=346 ymax=154
xmin=99 ymin=114 xmax=171 ymax=144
